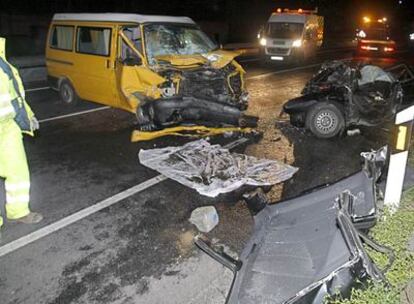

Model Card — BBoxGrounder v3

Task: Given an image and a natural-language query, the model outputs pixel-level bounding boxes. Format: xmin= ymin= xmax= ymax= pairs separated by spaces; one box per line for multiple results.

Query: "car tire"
xmin=306 ymin=102 xmax=345 ymax=138
xmin=59 ymin=79 xmax=79 ymax=106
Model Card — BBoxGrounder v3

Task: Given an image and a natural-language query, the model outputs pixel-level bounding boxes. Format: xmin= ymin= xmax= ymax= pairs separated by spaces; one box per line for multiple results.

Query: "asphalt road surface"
xmin=1 ymin=47 xmax=413 ymax=304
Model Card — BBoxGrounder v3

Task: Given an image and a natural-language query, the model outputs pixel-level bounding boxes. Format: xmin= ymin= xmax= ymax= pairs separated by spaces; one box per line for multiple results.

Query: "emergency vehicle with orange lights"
xmin=257 ymin=8 xmax=324 ymax=62
xmin=356 ymin=16 xmax=396 ymax=55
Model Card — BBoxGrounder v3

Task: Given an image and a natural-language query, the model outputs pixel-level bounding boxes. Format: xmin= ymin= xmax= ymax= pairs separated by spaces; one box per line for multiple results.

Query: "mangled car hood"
xmin=155 ymin=50 xmax=244 ymax=70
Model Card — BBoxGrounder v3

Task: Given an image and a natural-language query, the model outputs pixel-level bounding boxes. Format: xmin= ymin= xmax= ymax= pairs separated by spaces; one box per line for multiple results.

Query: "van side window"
xmin=49 ymin=25 xmax=74 ymax=51
xmin=77 ymin=27 xmax=111 ymax=56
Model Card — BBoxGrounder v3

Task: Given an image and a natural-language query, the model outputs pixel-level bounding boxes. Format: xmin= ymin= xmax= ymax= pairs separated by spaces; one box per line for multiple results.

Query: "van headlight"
xmin=292 ymin=39 xmax=302 ymax=48
xmin=260 ymin=38 xmax=267 ymax=46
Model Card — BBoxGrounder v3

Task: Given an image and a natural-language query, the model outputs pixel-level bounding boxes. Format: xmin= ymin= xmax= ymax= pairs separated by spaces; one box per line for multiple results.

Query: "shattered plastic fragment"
xmin=347 ymin=129 xmax=361 ymax=136
xmin=139 ymin=139 xmax=298 ymax=197
xmin=189 ymin=206 xmax=219 ymax=233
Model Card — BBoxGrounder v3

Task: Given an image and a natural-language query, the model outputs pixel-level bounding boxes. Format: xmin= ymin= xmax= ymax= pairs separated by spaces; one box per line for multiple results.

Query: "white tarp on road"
xmin=139 ymin=139 xmax=298 ymax=197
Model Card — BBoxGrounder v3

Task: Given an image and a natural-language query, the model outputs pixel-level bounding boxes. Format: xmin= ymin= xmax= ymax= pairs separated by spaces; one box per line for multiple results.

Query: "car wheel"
xmin=306 ymin=102 xmax=345 ymax=138
xmin=59 ymin=79 xmax=79 ymax=106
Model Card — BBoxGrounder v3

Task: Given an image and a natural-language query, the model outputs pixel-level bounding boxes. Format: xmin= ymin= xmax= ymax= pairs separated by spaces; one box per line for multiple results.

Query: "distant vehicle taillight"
xmin=384 ymin=46 xmax=395 ymax=52
xmin=360 ymin=44 xmax=378 ymax=51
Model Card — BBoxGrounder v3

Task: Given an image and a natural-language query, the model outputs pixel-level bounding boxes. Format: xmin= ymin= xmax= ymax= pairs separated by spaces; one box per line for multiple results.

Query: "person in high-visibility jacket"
xmin=0 ymin=37 xmax=43 ymax=228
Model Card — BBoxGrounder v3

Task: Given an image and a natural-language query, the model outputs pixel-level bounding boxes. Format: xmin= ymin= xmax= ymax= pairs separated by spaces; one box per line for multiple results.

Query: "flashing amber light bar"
xmin=274 ymin=8 xmax=317 ymax=14
xmin=363 ymin=16 xmax=371 ymax=23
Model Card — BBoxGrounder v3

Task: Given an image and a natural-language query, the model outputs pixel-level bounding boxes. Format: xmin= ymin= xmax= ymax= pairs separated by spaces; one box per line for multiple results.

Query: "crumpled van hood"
xmin=155 ymin=49 xmax=242 ymax=69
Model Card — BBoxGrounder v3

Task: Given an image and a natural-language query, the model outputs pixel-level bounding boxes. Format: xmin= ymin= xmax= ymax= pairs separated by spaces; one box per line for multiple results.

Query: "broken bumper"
xmin=137 ymin=96 xmax=257 ymax=131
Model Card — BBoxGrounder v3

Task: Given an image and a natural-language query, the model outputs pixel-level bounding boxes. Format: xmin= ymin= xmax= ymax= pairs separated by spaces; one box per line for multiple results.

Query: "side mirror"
xmin=122 ymin=56 xmax=142 ymax=66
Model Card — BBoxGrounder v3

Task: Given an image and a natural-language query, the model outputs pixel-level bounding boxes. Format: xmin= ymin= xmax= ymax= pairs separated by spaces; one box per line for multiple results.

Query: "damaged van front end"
xmin=119 ymin=23 xmax=255 ymax=132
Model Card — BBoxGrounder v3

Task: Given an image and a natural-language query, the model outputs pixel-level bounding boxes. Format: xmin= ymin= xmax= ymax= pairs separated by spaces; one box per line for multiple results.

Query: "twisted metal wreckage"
xmin=195 ymin=146 xmax=396 ymax=304
xmin=283 ymin=61 xmax=414 ymax=138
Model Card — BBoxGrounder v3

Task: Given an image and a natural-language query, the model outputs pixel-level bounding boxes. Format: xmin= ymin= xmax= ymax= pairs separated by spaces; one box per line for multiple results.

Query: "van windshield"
xmin=266 ymin=22 xmax=304 ymax=39
xmin=144 ymin=24 xmax=217 ymax=64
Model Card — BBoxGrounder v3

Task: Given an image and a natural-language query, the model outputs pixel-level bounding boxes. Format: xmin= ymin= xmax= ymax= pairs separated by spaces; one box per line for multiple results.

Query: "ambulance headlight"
xmin=292 ymin=39 xmax=302 ymax=48
xmin=260 ymin=38 xmax=267 ymax=46
xmin=357 ymin=30 xmax=367 ymax=38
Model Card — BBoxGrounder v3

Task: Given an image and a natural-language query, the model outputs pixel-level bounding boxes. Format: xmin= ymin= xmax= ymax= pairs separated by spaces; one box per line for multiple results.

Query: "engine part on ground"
xmin=196 ymin=147 xmax=391 ymax=304
xmin=130 ymin=125 xmax=259 ymax=142
xmin=189 ymin=206 xmax=219 ymax=233
xmin=138 ymin=139 xmax=298 ymax=197
xmin=283 ymin=61 xmax=403 ymax=138
xmin=242 ymin=188 xmax=269 ymax=215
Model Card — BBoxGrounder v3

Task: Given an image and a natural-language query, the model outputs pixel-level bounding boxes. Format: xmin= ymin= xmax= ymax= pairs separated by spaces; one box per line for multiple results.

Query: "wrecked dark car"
xmin=283 ymin=61 xmax=403 ymax=138
xmin=196 ymin=147 xmax=394 ymax=304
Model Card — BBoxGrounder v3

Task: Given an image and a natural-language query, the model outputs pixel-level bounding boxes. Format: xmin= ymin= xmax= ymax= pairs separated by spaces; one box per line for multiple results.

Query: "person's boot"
xmin=9 ymin=212 xmax=43 ymax=224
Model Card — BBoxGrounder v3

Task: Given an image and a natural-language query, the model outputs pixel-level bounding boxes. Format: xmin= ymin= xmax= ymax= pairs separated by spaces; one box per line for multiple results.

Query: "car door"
xmin=72 ymin=23 xmax=119 ymax=106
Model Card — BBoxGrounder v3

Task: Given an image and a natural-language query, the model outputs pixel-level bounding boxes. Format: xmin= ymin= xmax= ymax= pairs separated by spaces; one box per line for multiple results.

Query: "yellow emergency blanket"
xmin=131 ymin=125 xmax=254 ymax=142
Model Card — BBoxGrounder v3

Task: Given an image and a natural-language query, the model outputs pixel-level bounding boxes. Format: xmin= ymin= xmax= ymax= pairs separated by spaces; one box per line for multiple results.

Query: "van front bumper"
xmin=136 ymin=96 xmax=257 ymax=131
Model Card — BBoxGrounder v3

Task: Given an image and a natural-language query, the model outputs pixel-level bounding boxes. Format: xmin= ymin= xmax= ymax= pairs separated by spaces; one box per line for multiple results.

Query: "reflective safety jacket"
xmin=0 ymin=40 xmax=35 ymax=135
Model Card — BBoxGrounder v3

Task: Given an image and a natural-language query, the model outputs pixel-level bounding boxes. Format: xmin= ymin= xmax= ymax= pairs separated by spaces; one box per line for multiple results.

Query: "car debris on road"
xmin=131 ymin=125 xmax=257 ymax=142
xmin=138 ymin=139 xmax=298 ymax=197
xmin=189 ymin=206 xmax=219 ymax=233
xmin=283 ymin=61 xmax=404 ymax=138
xmin=196 ymin=146 xmax=395 ymax=304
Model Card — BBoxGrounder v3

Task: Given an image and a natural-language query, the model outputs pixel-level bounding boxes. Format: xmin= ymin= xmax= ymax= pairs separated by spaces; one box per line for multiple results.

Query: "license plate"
xmin=271 ymin=56 xmax=284 ymax=61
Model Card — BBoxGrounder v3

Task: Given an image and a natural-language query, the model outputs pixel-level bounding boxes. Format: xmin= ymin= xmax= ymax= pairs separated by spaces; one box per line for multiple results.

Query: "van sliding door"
xmin=72 ymin=24 xmax=118 ymax=106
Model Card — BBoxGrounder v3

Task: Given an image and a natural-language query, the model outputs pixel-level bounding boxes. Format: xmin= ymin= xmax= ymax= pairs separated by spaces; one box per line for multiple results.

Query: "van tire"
xmin=306 ymin=102 xmax=345 ymax=138
xmin=59 ymin=79 xmax=79 ymax=106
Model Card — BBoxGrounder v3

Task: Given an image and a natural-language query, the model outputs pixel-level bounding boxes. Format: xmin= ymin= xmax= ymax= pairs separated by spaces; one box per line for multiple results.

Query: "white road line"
xmin=0 ymin=137 xmax=249 ymax=257
xmin=38 ymin=106 xmax=111 ymax=123
xmin=26 ymin=86 xmax=51 ymax=93
xmin=0 ymin=175 xmax=167 ymax=258
xmin=247 ymin=63 xmax=321 ymax=80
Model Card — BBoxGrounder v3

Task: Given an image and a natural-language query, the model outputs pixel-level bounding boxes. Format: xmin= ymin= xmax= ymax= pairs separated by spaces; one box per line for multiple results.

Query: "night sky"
xmin=0 ymin=0 xmax=413 ymax=55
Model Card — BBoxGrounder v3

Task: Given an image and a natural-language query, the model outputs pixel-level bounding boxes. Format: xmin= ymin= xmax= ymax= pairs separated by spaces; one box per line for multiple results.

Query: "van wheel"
xmin=306 ymin=102 xmax=344 ymax=138
xmin=59 ymin=79 xmax=79 ymax=106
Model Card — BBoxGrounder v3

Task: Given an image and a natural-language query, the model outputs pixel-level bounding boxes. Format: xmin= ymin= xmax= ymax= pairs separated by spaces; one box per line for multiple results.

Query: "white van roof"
xmin=52 ymin=13 xmax=196 ymax=25
xmin=268 ymin=13 xmax=308 ymax=23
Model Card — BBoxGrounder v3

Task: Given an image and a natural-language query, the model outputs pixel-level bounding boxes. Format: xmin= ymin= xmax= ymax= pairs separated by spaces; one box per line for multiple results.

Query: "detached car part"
xmin=196 ymin=147 xmax=393 ymax=304
xmin=283 ymin=61 xmax=403 ymax=138
xmin=138 ymin=139 xmax=298 ymax=198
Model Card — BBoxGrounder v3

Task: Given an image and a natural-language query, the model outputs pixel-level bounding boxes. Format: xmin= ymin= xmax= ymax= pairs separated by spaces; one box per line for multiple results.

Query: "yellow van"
xmin=46 ymin=13 xmax=254 ymax=131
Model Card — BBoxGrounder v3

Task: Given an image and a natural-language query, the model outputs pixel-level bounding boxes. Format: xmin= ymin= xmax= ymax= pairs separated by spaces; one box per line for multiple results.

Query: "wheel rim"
xmin=315 ymin=110 xmax=338 ymax=135
xmin=61 ymin=84 xmax=73 ymax=103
